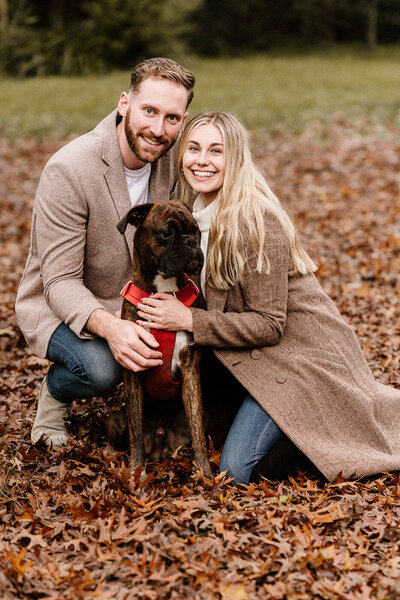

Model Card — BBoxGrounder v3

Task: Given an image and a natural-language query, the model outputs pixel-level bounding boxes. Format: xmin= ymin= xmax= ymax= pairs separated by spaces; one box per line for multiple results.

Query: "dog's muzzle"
xmin=159 ymin=237 xmax=204 ymax=278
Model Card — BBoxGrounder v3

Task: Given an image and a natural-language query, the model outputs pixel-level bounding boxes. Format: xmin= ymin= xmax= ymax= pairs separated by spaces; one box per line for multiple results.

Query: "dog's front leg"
xmin=180 ymin=347 xmax=212 ymax=478
xmin=124 ymin=369 xmax=145 ymax=472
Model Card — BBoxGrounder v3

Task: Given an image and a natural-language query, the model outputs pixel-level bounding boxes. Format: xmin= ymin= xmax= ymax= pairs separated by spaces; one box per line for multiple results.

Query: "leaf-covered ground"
xmin=0 ymin=119 xmax=399 ymax=599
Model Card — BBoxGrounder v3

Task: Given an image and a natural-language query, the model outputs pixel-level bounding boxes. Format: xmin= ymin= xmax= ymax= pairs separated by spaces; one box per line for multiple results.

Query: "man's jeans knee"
xmin=46 ymin=323 xmax=122 ymax=402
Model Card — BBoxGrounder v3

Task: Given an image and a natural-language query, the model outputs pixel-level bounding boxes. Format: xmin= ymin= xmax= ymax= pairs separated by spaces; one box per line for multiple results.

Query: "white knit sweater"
xmin=192 ymin=196 xmax=216 ymax=296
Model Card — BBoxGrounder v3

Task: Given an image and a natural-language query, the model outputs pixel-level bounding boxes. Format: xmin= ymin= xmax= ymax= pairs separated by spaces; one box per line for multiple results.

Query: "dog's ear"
xmin=117 ymin=204 xmax=153 ymax=234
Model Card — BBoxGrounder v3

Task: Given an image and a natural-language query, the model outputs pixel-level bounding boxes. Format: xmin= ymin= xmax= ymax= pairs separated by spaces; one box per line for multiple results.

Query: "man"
xmin=15 ymin=57 xmax=195 ymax=448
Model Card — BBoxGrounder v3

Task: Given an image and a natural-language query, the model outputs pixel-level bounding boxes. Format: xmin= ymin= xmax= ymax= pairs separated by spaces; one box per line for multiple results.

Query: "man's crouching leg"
xmin=31 ymin=323 xmax=122 ymax=448
xmin=31 ymin=378 xmax=71 ymax=448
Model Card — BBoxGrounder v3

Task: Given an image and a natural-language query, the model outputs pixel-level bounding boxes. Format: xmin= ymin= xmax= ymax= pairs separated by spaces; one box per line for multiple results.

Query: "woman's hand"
xmin=136 ymin=293 xmax=193 ymax=332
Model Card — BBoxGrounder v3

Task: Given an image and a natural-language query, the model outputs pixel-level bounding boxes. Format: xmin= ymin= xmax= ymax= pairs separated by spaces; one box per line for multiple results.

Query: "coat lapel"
xmin=101 ymin=111 xmax=135 ymax=252
xmin=149 ymin=159 xmax=169 ymax=204
xmin=149 ymin=143 xmax=179 ymax=203
xmin=104 ymin=162 xmax=131 ymax=221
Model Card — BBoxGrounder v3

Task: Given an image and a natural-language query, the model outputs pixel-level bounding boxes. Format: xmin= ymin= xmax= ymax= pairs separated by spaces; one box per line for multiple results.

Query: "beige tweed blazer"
xmin=190 ymin=211 xmax=400 ymax=482
xmin=15 ymin=110 xmax=180 ymax=357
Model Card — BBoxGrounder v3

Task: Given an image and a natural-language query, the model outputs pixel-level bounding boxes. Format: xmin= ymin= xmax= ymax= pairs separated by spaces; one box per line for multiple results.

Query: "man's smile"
xmin=142 ymin=135 xmax=165 ymax=147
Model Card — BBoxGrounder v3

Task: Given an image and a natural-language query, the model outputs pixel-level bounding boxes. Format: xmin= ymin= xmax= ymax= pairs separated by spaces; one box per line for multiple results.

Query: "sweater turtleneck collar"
xmin=192 ymin=196 xmax=216 ymax=233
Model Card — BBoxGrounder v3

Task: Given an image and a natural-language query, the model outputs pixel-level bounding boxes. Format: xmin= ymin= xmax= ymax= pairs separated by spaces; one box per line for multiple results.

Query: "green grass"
xmin=2 ymin=47 xmax=400 ymax=138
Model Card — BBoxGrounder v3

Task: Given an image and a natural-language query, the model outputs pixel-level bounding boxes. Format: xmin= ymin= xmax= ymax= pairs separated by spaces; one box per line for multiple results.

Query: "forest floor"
xmin=0 ymin=118 xmax=399 ymax=599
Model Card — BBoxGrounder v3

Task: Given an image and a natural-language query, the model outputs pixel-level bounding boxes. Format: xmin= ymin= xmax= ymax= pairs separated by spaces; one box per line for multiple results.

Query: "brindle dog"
xmin=109 ymin=201 xmax=212 ymax=477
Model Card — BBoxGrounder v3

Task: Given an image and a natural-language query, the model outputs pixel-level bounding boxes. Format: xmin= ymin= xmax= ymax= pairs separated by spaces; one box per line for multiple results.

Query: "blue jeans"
xmin=46 ymin=323 xmax=122 ymax=402
xmin=219 ymin=394 xmax=283 ymax=485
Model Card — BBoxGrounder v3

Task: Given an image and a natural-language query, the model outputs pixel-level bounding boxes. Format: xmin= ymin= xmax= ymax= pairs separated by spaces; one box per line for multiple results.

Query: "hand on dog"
xmin=106 ymin=318 xmax=164 ymax=372
xmin=86 ymin=309 xmax=163 ymax=372
xmin=136 ymin=293 xmax=193 ymax=332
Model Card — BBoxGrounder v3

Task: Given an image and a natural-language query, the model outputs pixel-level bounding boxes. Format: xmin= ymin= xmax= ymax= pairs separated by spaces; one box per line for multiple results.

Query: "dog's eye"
xmin=160 ymin=227 xmax=173 ymax=240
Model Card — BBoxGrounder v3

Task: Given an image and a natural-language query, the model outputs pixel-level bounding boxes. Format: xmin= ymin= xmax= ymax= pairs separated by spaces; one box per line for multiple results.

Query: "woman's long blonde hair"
xmin=178 ymin=111 xmax=316 ymax=290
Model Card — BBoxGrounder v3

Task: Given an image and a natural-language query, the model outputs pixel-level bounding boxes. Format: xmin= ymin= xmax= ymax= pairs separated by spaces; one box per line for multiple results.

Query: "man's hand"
xmin=86 ymin=309 xmax=163 ymax=372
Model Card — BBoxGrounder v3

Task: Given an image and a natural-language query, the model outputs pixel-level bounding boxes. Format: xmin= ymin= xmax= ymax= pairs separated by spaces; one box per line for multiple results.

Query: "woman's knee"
xmin=219 ymin=445 xmax=252 ymax=485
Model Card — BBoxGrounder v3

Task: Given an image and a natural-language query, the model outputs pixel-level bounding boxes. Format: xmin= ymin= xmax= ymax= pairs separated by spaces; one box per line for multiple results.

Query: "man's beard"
xmin=125 ymin=110 xmax=172 ymax=164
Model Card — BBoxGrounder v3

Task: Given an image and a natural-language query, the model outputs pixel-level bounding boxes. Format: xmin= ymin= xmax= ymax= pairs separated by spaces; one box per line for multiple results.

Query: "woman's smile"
xmin=182 ymin=123 xmax=225 ymax=205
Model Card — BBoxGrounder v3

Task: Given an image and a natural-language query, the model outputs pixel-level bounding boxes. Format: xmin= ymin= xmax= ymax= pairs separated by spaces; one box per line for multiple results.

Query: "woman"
xmin=135 ymin=111 xmax=400 ymax=484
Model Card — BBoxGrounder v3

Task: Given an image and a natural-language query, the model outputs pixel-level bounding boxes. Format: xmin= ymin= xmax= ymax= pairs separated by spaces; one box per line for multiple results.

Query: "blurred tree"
xmin=2 ymin=0 xmax=400 ymax=77
xmin=189 ymin=0 xmax=400 ymax=54
xmin=0 ymin=0 xmax=198 ymax=76
xmin=367 ymin=0 xmax=379 ymax=47
xmin=188 ymin=0 xmax=290 ymax=54
xmin=0 ymin=0 xmax=7 ymax=28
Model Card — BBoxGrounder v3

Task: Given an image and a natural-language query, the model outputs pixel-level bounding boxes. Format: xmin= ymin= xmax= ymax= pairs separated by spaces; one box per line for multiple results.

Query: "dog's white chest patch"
xmin=171 ymin=330 xmax=188 ymax=379
xmin=153 ymin=274 xmax=188 ymax=379
xmin=153 ymin=274 xmax=178 ymax=293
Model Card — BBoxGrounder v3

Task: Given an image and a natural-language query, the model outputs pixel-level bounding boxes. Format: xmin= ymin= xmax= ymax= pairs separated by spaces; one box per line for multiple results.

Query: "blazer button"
xmin=276 ymin=375 xmax=287 ymax=384
xmin=250 ymin=349 xmax=261 ymax=360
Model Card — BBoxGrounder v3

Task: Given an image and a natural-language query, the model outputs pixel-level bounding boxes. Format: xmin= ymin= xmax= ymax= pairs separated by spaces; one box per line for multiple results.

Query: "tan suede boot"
xmin=31 ymin=378 xmax=71 ymax=448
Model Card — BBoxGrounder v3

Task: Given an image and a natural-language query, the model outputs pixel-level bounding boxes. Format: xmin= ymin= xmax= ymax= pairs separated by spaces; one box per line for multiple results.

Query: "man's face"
xmin=123 ymin=77 xmax=189 ymax=165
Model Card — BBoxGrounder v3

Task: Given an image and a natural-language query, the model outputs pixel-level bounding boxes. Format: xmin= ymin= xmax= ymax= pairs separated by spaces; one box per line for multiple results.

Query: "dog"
xmin=106 ymin=399 xmax=192 ymax=461
xmin=108 ymin=201 xmax=212 ymax=477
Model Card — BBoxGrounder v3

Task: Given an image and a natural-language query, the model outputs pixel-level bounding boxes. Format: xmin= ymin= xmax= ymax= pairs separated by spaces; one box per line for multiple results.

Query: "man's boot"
xmin=31 ymin=377 xmax=71 ymax=448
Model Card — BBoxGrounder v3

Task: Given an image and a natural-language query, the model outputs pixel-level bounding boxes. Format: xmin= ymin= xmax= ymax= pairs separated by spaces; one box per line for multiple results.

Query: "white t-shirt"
xmin=124 ymin=163 xmax=151 ymax=207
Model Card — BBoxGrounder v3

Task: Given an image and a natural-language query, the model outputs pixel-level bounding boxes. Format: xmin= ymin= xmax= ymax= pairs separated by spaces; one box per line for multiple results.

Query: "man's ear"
xmin=117 ymin=91 xmax=129 ymax=118
xmin=181 ymin=112 xmax=189 ymax=129
xmin=117 ymin=204 xmax=153 ymax=234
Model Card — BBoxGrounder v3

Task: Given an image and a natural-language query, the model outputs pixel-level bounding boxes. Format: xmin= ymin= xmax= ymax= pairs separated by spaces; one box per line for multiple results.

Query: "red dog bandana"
xmin=120 ymin=276 xmax=199 ymax=400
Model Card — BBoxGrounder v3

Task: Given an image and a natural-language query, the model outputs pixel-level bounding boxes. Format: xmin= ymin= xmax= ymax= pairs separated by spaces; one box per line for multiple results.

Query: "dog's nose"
xmin=183 ymin=236 xmax=197 ymax=249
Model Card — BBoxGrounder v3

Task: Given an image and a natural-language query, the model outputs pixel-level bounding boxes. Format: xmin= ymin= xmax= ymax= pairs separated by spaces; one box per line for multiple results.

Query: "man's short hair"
xmin=130 ymin=57 xmax=195 ymax=107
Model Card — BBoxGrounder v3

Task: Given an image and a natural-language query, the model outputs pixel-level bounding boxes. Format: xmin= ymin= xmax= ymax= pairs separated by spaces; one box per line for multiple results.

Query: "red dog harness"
xmin=120 ymin=276 xmax=199 ymax=400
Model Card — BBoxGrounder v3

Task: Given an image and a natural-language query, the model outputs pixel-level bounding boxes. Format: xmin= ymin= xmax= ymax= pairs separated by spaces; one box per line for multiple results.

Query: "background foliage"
xmin=1 ymin=0 xmax=400 ymax=77
xmin=2 ymin=51 xmax=400 ymax=139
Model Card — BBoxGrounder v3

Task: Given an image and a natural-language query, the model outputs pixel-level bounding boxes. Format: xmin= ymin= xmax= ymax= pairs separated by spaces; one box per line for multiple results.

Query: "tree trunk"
xmin=0 ymin=0 xmax=7 ymax=29
xmin=367 ymin=0 xmax=378 ymax=48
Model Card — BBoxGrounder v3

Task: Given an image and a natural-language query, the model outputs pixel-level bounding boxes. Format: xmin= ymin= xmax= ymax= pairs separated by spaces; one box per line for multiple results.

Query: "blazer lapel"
xmin=104 ymin=162 xmax=131 ymax=220
xmin=101 ymin=111 xmax=135 ymax=252
xmin=149 ymin=143 xmax=180 ymax=203
xmin=149 ymin=161 xmax=168 ymax=204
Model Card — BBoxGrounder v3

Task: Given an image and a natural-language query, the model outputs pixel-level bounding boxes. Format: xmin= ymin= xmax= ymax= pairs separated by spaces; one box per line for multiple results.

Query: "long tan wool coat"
xmin=15 ymin=110 xmax=180 ymax=358
xmin=190 ymin=211 xmax=400 ymax=482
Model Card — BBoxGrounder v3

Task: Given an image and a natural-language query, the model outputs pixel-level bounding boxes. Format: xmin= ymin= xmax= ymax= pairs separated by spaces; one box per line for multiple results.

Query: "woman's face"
xmin=182 ymin=123 xmax=225 ymax=205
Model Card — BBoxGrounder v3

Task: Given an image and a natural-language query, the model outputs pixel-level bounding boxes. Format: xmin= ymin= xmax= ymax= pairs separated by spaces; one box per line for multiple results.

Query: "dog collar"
xmin=120 ymin=274 xmax=199 ymax=401
xmin=120 ymin=275 xmax=199 ymax=308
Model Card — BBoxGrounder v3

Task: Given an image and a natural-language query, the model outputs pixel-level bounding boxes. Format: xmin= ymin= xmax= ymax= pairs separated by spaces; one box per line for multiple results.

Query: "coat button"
xmin=276 ymin=376 xmax=287 ymax=384
xmin=250 ymin=349 xmax=261 ymax=360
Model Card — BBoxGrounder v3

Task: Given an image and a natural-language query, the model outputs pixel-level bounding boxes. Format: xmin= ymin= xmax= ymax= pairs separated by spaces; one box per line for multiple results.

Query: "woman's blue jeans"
xmin=46 ymin=323 xmax=122 ymax=402
xmin=219 ymin=394 xmax=283 ymax=485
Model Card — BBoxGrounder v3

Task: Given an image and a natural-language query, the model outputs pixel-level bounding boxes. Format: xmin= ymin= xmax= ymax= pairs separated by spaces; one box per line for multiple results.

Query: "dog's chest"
xmin=153 ymin=275 xmax=188 ymax=379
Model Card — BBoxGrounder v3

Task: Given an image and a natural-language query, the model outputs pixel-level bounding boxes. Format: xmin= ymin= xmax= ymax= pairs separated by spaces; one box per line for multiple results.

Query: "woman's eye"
xmin=189 ymin=145 xmax=199 ymax=152
xmin=144 ymin=108 xmax=153 ymax=115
